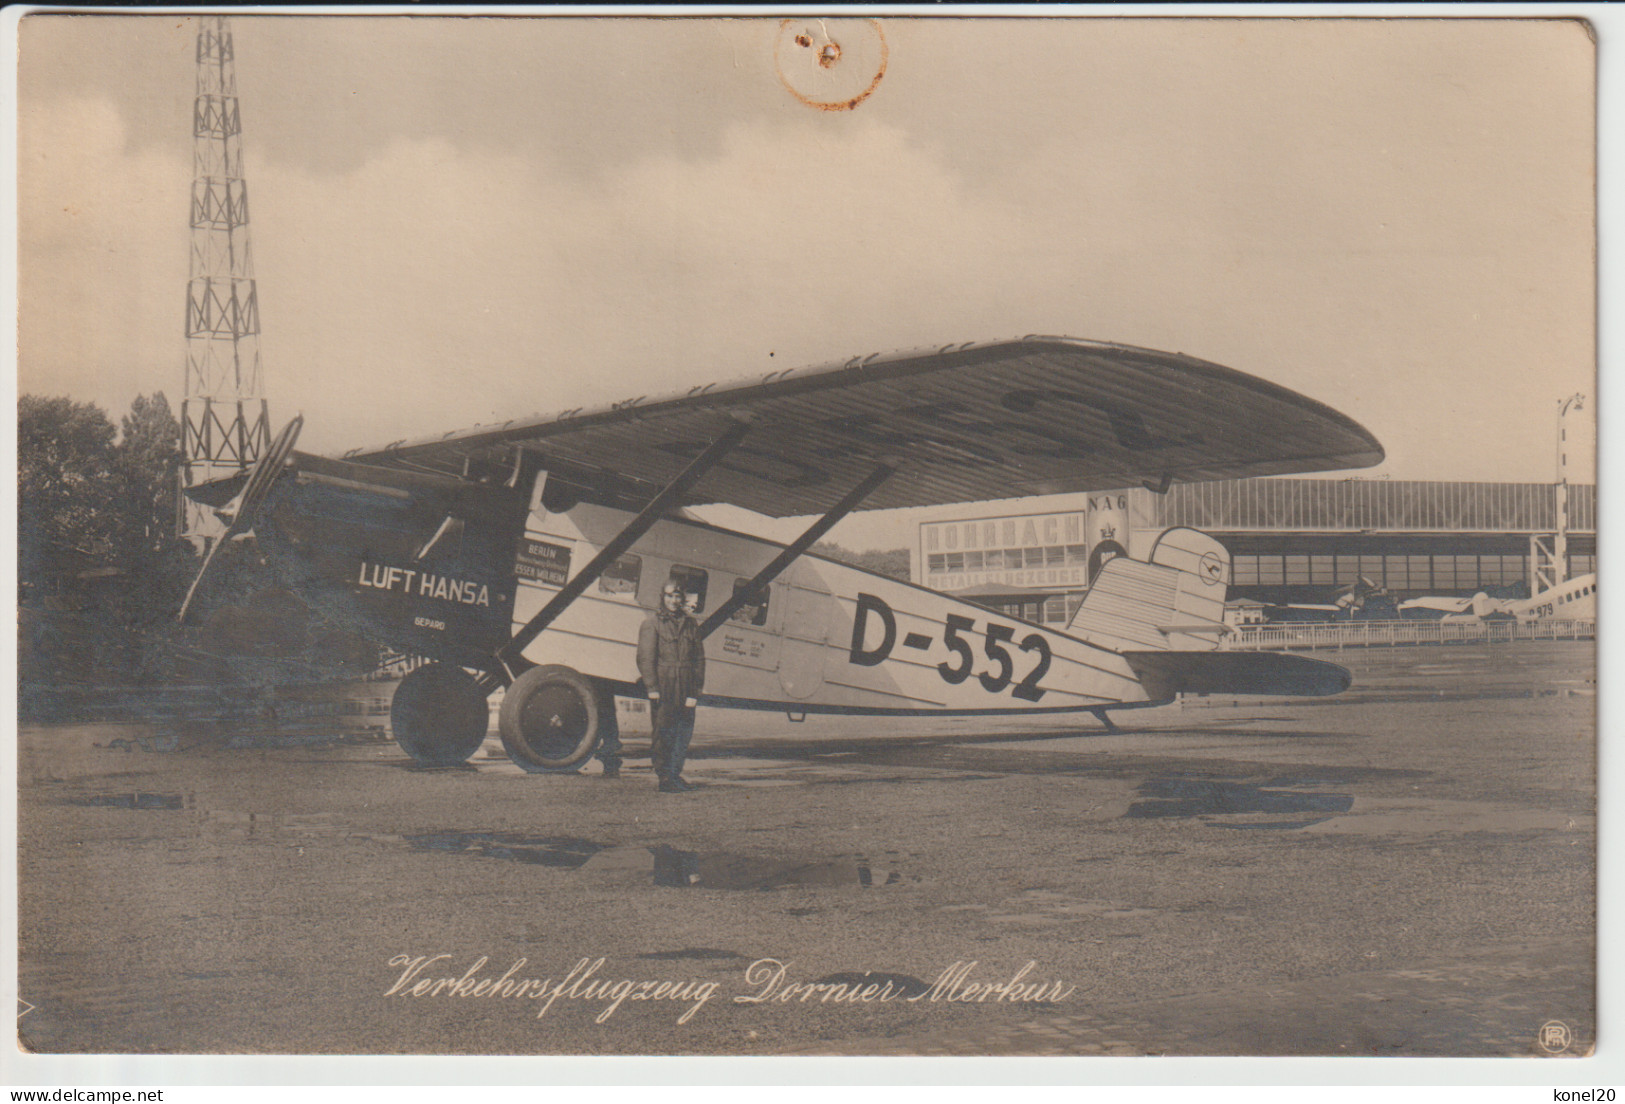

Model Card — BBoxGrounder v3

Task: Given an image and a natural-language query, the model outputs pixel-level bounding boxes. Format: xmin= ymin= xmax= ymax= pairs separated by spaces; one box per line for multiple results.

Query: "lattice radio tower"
xmin=180 ymin=15 xmax=271 ymax=548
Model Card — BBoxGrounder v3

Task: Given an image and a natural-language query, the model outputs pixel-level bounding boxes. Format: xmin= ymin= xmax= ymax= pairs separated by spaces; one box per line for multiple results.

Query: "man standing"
xmin=638 ymin=579 xmax=706 ymax=793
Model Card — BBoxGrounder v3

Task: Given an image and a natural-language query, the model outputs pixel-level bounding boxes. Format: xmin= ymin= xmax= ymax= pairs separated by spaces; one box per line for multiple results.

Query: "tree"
xmin=115 ymin=392 xmax=183 ymax=561
xmin=112 ymin=392 xmax=195 ymax=620
xmin=18 ymin=395 xmax=119 ymax=593
xmin=811 ymin=541 xmax=911 ymax=581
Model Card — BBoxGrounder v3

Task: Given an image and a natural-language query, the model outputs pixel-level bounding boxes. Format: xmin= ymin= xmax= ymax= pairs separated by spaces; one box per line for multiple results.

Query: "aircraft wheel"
xmin=391 ymin=663 xmax=490 ymax=767
xmin=499 ymin=665 xmax=603 ymax=773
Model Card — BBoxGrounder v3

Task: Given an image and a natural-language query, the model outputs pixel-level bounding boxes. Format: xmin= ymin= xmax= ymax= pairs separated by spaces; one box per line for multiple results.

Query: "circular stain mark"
xmin=775 ymin=19 xmax=887 ymax=112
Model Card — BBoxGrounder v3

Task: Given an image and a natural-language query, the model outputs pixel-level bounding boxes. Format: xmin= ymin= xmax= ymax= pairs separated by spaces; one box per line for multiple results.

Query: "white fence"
xmin=1222 ymin=618 xmax=1595 ymax=651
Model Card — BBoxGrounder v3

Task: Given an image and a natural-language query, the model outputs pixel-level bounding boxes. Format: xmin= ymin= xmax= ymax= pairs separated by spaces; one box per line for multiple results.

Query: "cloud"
xmin=18 ymin=17 xmax=1594 ymax=495
xmin=246 ymin=115 xmax=1048 ymax=455
xmin=19 ymin=96 xmax=189 ymax=411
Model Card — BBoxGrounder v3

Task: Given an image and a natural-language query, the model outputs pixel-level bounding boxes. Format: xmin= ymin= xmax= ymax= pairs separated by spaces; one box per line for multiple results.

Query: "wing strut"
xmin=699 ymin=462 xmax=896 ymax=639
xmin=484 ymin=420 xmax=753 ymax=687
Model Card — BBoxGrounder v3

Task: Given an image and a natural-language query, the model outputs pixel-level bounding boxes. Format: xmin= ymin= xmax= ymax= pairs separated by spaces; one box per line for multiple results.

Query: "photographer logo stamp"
xmin=1538 ymin=1019 xmax=1572 ymax=1055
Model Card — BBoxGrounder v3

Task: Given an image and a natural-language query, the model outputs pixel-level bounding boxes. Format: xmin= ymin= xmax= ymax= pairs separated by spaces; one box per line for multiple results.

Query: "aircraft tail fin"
xmin=1067 ymin=527 xmax=1231 ymax=653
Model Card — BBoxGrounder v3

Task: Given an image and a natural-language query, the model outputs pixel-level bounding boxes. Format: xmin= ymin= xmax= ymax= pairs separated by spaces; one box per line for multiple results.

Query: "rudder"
xmin=1067 ymin=527 xmax=1230 ymax=653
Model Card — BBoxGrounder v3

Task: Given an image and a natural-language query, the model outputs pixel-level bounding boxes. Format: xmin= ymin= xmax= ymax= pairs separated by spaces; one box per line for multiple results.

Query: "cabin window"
xmin=728 ymin=578 xmax=769 ymax=626
xmin=667 ymin=565 xmax=709 ymax=613
xmin=598 ymin=554 xmax=642 ymax=599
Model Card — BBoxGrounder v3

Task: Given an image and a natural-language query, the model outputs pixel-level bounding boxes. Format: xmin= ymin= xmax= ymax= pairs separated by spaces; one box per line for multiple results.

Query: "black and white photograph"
xmin=8 ymin=6 xmax=1603 ymax=1079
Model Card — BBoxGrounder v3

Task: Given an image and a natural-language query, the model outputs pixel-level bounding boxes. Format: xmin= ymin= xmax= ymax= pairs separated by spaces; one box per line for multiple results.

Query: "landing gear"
xmin=390 ymin=662 xmax=490 ymax=767
xmin=499 ymin=665 xmax=607 ymax=773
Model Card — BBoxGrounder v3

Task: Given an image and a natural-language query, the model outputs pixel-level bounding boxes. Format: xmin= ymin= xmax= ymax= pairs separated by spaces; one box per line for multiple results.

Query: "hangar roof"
xmin=1149 ymin=479 xmax=1594 ymax=536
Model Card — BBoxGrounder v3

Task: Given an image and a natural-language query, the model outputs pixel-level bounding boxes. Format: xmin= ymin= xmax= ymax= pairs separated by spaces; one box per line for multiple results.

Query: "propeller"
xmin=1332 ymin=575 xmax=1383 ymax=614
xmin=177 ymin=415 xmax=305 ymax=624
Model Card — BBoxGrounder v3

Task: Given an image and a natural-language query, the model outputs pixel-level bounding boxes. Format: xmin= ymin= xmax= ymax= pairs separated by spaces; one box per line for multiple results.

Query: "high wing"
xmin=1399 ymin=595 xmax=1476 ymax=615
xmin=343 ymin=336 xmax=1383 ymax=518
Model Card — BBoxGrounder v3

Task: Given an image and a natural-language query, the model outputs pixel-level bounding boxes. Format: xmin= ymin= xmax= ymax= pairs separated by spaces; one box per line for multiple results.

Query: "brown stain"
xmin=775 ymin=19 xmax=888 ymax=113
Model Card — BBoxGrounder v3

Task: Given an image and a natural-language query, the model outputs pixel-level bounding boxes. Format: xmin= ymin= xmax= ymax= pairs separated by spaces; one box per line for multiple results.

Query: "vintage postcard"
xmin=8 ymin=7 xmax=1603 ymax=1081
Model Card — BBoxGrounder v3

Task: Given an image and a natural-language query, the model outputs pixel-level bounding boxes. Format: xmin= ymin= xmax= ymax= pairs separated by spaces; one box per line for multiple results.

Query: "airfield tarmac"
xmin=15 ymin=641 xmax=1596 ymax=1057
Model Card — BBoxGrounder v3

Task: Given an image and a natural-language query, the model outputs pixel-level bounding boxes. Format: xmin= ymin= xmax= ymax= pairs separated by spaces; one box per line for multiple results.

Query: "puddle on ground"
xmin=66 ymin=791 xmax=189 ymax=810
xmin=1217 ymin=818 xmax=1336 ymax=831
xmin=398 ymin=833 xmax=908 ymax=890
xmin=1127 ymin=777 xmax=1353 ymax=827
xmin=650 ymin=846 xmax=908 ymax=890
xmin=638 ymin=948 xmax=748 ymax=962
xmin=404 ymin=831 xmax=604 ymax=868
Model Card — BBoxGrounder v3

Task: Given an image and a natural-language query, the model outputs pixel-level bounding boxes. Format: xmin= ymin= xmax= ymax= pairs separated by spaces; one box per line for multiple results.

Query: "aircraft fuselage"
xmin=255 ymin=456 xmax=1155 ymax=715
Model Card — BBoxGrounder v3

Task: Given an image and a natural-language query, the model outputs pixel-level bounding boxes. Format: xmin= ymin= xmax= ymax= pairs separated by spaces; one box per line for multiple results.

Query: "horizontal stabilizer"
xmin=1122 ymin=650 xmax=1351 ymax=698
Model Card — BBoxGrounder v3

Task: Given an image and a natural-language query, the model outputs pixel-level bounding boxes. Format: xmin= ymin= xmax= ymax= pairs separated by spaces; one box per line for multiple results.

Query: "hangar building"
xmin=912 ymin=478 xmax=1596 ymax=627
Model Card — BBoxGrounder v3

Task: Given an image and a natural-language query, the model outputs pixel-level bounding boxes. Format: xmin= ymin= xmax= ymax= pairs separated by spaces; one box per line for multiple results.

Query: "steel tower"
xmin=180 ymin=15 xmax=271 ymax=547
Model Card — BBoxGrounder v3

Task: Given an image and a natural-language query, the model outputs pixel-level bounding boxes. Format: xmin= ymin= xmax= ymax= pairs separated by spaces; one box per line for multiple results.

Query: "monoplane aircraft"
xmin=1263 ymin=576 xmax=1394 ymax=623
xmin=180 ymin=337 xmax=1385 ymax=770
xmin=1399 ymin=573 xmax=1597 ymax=623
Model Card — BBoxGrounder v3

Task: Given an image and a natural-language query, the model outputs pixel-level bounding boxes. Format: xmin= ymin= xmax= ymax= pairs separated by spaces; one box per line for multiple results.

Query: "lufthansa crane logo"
xmin=1198 ymin=551 xmax=1225 ymax=586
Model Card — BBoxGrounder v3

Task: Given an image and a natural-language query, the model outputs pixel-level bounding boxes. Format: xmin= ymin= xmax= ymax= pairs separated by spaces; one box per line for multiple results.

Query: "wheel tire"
xmin=390 ymin=663 xmax=489 ymax=767
xmin=499 ymin=665 xmax=603 ymax=773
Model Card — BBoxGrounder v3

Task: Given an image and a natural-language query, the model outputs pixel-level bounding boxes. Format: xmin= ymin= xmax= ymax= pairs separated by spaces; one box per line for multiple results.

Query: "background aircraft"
xmin=1400 ymin=573 xmax=1597 ymax=623
xmin=1263 ymin=576 xmax=1397 ymax=623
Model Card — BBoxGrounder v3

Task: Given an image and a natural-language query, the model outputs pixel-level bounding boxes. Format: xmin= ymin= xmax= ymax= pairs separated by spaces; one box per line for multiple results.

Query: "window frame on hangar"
xmin=913 ymin=478 xmax=1597 ymax=624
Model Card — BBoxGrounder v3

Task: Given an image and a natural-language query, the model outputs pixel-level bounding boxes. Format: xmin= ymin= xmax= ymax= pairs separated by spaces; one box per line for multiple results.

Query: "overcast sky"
xmin=16 ymin=14 xmax=1597 ymax=547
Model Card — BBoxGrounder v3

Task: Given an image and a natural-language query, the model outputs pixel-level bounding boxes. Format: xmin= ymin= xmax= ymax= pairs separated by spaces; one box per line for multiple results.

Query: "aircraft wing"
xmin=1399 ymin=596 xmax=1475 ymax=614
xmin=342 ymin=336 xmax=1384 ymax=518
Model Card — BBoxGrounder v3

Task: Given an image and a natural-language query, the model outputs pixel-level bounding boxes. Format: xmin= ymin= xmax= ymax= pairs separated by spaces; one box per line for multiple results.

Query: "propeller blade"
xmin=221 ymin=415 xmax=304 ymax=541
xmin=177 ymin=415 xmax=304 ymax=624
xmin=175 ymin=536 xmax=229 ymax=627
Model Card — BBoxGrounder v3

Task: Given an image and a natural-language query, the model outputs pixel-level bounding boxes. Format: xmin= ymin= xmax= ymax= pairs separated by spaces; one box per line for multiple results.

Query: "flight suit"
xmin=637 ymin=608 xmax=706 ymax=782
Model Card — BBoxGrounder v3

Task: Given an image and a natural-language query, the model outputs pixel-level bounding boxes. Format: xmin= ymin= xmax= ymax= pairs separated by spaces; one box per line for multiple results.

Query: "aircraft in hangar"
xmin=1262 ymin=576 xmax=1398 ymax=623
xmin=178 ymin=336 xmax=1385 ymax=771
xmin=1399 ymin=573 xmax=1597 ymax=623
